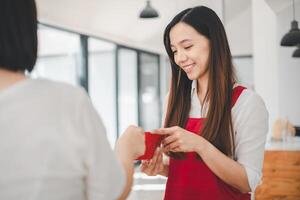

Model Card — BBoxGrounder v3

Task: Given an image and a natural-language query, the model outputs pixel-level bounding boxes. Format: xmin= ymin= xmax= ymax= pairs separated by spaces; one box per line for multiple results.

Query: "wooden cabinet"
xmin=255 ymin=151 xmax=300 ymax=200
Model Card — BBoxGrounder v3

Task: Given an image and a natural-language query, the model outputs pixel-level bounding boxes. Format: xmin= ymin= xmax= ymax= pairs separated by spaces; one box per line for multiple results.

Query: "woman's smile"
xmin=182 ymin=63 xmax=195 ymax=73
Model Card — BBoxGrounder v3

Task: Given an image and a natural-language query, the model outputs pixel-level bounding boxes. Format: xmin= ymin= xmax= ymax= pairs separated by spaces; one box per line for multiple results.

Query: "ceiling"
xmin=265 ymin=0 xmax=294 ymax=13
xmin=36 ymin=0 xmax=251 ymax=54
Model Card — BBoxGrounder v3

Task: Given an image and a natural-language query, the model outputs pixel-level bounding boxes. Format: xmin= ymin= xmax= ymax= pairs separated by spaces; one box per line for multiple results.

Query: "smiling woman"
xmin=140 ymin=6 xmax=269 ymax=200
xmin=170 ymin=23 xmax=210 ymax=81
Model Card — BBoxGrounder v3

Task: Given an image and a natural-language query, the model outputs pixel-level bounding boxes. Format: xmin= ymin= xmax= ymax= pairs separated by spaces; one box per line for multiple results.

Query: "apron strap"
xmin=231 ymin=86 xmax=246 ymax=108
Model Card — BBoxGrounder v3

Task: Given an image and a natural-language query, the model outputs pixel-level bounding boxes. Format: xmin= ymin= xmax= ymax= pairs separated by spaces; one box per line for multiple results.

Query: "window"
xmin=117 ymin=48 xmax=138 ymax=136
xmin=160 ymin=56 xmax=171 ymax=123
xmin=233 ymin=56 xmax=254 ymax=89
xmin=88 ymin=38 xmax=117 ymax=147
xmin=139 ymin=53 xmax=161 ymax=130
xmin=32 ymin=25 xmax=80 ymax=86
xmin=33 ymin=24 xmax=165 ymax=146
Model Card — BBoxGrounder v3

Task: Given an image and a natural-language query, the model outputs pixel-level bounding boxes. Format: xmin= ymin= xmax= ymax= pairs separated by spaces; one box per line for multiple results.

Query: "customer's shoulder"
xmin=32 ymin=78 xmax=88 ymax=100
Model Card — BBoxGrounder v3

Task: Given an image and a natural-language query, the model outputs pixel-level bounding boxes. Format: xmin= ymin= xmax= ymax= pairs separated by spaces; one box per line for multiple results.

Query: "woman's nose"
xmin=175 ymin=50 xmax=188 ymax=65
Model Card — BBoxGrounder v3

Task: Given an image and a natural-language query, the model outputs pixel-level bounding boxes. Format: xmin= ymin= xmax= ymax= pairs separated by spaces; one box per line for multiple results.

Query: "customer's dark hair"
xmin=0 ymin=0 xmax=38 ymax=72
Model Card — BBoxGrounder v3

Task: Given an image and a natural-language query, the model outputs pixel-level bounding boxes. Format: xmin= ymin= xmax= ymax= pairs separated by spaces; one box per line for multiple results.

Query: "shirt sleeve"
xmin=77 ymin=89 xmax=125 ymax=200
xmin=233 ymin=91 xmax=269 ymax=192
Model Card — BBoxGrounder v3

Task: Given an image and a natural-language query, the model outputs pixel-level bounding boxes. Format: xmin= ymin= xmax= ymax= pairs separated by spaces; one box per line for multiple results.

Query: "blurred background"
xmin=31 ymin=0 xmax=300 ymax=199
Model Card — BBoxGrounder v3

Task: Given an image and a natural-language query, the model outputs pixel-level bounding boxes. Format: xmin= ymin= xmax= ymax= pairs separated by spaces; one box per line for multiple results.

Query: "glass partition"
xmin=117 ymin=48 xmax=138 ymax=136
xmin=32 ymin=25 xmax=80 ymax=86
xmin=139 ymin=53 xmax=160 ymax=130
xmin=233 ymin=56 xmax=254 ymax=89
xmin=88 ymin=38 xmax=117 ymax=147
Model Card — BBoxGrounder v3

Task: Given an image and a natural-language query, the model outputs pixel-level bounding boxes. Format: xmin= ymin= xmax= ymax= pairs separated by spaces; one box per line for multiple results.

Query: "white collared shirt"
xmin=162 ymin=80 xmax=269 ymax=192
xmin=0 ymin=79 xmax=125 ymax=200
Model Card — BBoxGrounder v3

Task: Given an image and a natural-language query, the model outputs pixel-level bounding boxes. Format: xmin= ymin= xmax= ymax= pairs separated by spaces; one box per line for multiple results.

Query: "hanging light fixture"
xmin=280 ymin=0 xmax=300 ymax=46
xmin=139 ymin=0 xmax=159 ymax=18
xmin=292 ymin=44 xmax=300 ymax=57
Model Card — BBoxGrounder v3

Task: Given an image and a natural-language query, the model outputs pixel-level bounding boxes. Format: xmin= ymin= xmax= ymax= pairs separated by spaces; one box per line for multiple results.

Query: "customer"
xmin=0 ymin=0 xmax=144 ymax=200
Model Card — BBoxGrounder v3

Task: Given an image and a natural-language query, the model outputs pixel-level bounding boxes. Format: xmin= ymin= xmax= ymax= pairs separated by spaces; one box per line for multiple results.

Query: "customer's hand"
xmin=115 ymin=125 xmax=145 ymax=200
xmin=140 ymin=147 xmax=167 ymax=176
xmin=118 ymin=125 xmax=145 ymax=159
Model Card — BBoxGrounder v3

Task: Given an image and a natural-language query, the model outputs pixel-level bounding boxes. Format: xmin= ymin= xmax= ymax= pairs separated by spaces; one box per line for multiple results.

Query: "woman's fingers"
xmin=152 ymin=126 xmax=182 ymax=135
xmin=140 ymin=161 xmax=148 ymax=172
xmin=154 ymin=152 xmax=163 ymax=173
xmin=149 ymin=148 xmax=162 ymax=174
xmin=149 ymin=148 xmax=159 ymax=166
xmin=162 ymin=134 xmax=178 ymax=146
xmin=164 ymin=141 xmax=181 ymax=152
xmin=141 ymin=160 xmax=154 ymax=175
xmin=140 ymin=148 xmax=163 ymax=176
xmin=171 ymin=147 xmax=181 ymax=152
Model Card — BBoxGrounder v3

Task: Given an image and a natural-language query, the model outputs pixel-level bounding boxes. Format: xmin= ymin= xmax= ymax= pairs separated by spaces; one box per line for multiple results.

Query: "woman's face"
xmin=169 ymin=22 xmax=210 ymax=80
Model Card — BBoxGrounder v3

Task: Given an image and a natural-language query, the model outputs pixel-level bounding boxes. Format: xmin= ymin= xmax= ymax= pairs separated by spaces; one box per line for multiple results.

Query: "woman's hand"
xmin=140 ymin=148 xmax=167 ymax=176
xmin=153 ymin=126 xmax=206 ymax=154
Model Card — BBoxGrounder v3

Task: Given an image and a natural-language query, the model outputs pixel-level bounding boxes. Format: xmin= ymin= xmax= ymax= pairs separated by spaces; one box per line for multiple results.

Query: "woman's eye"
xmin=184 ymin=45 xmax=193 ymax=49
xmin=172 ymin=50 xmax=177 ymax=54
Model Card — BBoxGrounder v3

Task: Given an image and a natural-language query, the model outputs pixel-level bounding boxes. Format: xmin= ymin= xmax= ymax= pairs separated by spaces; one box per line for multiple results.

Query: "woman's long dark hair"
xmin=163 ymin=6 xmax=237 ymax=159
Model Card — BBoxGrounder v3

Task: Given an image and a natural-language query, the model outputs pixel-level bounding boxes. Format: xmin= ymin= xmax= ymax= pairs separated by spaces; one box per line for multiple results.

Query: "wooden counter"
xmin=255 ymin=139 xmax=300 ymax=200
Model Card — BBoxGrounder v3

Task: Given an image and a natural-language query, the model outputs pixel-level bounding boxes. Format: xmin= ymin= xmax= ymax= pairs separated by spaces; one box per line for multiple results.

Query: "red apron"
xmin=164 ymin=86 xmax=250 ymax=200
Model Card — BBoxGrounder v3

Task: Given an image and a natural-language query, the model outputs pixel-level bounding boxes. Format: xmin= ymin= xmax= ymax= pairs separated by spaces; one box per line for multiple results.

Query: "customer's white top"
xmin=0 ymin=78 xmax=125 ymax=200
xmin=162 ymin=80 xmax=269 ymax=192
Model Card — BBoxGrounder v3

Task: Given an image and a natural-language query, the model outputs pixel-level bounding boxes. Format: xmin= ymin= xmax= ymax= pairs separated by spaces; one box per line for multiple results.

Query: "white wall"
xmin=252 ymin=0 xmax=280 ymax=138
xmin=277 ymin=2 xmax=300 ymax=125
xmin=225 ymin=6 xmax=252 ymax=56
xmin=225 ymin=0 xmax=300 ymax=138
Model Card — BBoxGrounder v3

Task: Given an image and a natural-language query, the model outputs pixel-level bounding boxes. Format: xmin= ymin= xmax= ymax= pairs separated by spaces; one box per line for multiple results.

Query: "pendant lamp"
xmin=139 ymin=0 xmax=159 ymax=18
xmin=280 ymin=0 xmax=300 ymax=46
xmin=292 ymin=44 xmax=300 ymax=57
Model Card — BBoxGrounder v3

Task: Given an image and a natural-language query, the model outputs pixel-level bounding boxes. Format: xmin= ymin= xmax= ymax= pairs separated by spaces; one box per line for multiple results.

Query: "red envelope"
xmin=137 ymin=132 xmax=162 ymax=160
